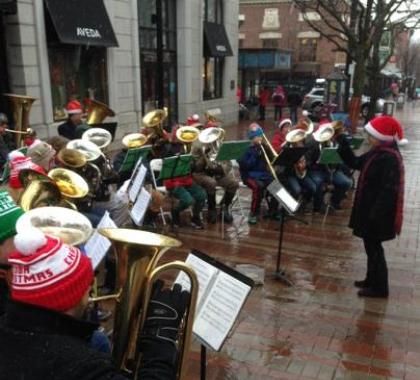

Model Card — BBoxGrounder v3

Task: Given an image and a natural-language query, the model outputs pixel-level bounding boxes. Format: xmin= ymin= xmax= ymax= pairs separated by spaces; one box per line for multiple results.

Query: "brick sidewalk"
xmin=166 ymin=106 xmax=420 ymax=379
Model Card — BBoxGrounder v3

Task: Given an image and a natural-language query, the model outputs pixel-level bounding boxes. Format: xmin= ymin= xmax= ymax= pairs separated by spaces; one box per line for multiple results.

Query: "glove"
xmin=139 ymin=279 xmax=190 ymax=347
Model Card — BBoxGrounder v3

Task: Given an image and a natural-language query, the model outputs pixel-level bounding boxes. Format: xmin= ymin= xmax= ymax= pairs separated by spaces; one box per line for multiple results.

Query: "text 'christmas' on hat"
xmin=364 ymin=116 xmax=404 ymax=142
xmin=8 ymin=156 xmax=46 ymax=189
xmin=9 ymin=228 xmax=93 ymax=312
xmin=66 ymin=100 xmax=83 ymax=115
xmin=0 ymin=190 xmax=24 ymax=243
xmin=278 ymin=119 xmax=292 ymax=130
xmin=247 ymin=123 xmax=264 ymax=139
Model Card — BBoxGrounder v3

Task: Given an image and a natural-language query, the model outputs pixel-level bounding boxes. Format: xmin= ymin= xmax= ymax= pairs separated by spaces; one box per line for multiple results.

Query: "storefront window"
xmin=45 ymin=8 xmax=108 ymax=121
xmin=203 ymin=0 xmax=224 ymax=100
xmin=262 ymin=39 xmax=278 ymax=48
xmin=299 ymin=38 xmax=318 ymax=62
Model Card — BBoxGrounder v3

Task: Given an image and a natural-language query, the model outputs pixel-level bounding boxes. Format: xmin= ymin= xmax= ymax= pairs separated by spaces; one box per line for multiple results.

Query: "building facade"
xmin=238 ymin=0 xmax=346 ymax=97
xmin=0 ymin=0 xmax=239 ymax=141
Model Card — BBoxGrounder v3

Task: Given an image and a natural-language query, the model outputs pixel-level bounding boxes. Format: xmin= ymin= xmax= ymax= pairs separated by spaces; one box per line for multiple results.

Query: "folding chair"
xmin=149 ymin=158 xmax=171 ymax=225
xmin=230 ymin=160 xmax=248 ymax=219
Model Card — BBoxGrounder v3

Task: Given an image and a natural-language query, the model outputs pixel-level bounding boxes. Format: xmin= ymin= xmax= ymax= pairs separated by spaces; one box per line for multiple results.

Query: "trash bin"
xmin=383 ymin=101 xmax=395 ymax=116
xmin=396 ymin=94 xmax=405 ymax=110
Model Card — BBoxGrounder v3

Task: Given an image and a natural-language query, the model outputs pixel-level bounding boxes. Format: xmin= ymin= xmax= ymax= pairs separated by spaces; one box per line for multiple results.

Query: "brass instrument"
xmin=4 ymin=93 xmax=37 ymax=146
xmin=313 ymin=124 xmax=335 ymax=144
xmin=48 ymin=168 xmax=90 ymax=199
xmin=142 ymin=109 xmax=167 ymax=138
xmin=204 ymin=110 xmax=222 ymax=124
xmin=15 ymin=206 xmax=93 ymax=245
xmin=176 ymin=125 xmax=200 ymax=153
xmin=94 ymin=228 xmax=198 ymax=379
xmin=66 ymin=139 xmax=102 ymax=162
xmin=198 ymin=127 xmax=227 ymax=173
xmin=86 ymin=99 xmax=115 ymax=125
xmin=82 ymin=128 xmax=112 ymax=150
xmin=122 ymin=133 xmax=148 ymax=149
xmin=4 ymin=127 xmax=34 ymax=135
xmin=285 ymin=128 xmax=307 ymax=145
xmin=258 ymin=142 xmax=279 ymax=182
xmin=57 ymin=148 xmax=87 ymax=169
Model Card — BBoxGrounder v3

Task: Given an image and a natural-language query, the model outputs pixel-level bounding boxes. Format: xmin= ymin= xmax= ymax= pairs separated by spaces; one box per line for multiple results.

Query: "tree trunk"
xmin=349 ymin=50 xmax=366 ymax=133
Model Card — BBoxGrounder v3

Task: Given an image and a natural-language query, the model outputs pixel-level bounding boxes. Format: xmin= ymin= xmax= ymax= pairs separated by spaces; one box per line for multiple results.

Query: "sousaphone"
xmin=82 ymin=128 xmax=112 ymax=150
xmin=86 ymin=99 xmax=115 ymax=125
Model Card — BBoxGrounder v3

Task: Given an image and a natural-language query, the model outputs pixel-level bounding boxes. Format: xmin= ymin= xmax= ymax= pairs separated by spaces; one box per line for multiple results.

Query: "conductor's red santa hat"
xmin=66 ymin=100 xmax=83 ymax=115
xmin=364 ymin=116 xmax=408 ymax=145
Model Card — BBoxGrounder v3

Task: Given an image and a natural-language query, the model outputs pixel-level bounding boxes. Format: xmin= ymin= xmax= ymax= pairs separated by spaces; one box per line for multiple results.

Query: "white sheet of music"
xmin=193 ymin=271 xmax=251 ymax=351
xmin=84 ymin=211 xmax=117 ymax=269
xmin=276 ymin=187 xmax=299 ymax=213
xmin=175 ymin=254 xmax=218 ymax=308
xmin=129 ymin=165 xmax=147 ymax=203
xmin=130 ymin=187 xmax=151 ymax=226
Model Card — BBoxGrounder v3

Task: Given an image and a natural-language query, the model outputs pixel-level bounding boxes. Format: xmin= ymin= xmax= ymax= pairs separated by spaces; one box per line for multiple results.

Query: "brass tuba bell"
xmin=122 ymin=133 xmax=148 ymax=149
xmin=3 ymin=93 xmax=37 ymax=146
xmin=48 ymin=168 xmax=90 ymax=199
xmin=142 ymin=109 xmax=167 ymax=137
xmin=82 ymin=128 xmax=112 ymax=150
xmin=176 ymin=125 xmax=200 ymax=153
xmin=86 ymin=99 xmax=115 ymax=125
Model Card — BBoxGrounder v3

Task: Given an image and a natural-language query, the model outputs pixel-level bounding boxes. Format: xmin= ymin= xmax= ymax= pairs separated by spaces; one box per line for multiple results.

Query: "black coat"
xmin=337 ymin=135 xmax=402 ymax=241
xmin=0 ymin=301 xmax=176 ymax=380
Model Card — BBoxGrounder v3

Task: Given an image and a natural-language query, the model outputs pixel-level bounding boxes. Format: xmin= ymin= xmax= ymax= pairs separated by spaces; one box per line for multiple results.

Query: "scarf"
xmin=355 ymin=142 xmax=404 ymax=235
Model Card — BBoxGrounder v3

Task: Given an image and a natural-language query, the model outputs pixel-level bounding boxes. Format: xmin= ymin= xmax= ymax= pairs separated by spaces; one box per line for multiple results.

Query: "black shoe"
xmin=354 ymin=279 xmax=368 ymax=288
xmin=207 ymin=209 xmax=217 ymax=224
xmin=357 ymin=287 xmax=389 ymax=298
xmin=223 ymin=209 xmax=233 ymax=224
xmin=191 ymin=217 xmax=204 ymax=230
xmin=313 ymin=204 xmax=327 ymax=213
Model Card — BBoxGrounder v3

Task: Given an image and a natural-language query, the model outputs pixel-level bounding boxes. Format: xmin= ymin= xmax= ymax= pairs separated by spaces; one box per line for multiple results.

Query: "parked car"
xmin=303 ymin=87 xmax=384 ymax=116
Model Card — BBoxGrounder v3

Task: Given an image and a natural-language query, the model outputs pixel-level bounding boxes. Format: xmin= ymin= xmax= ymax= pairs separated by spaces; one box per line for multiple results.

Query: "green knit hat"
xmin=0 ymin=190 xmax=24 ymax=243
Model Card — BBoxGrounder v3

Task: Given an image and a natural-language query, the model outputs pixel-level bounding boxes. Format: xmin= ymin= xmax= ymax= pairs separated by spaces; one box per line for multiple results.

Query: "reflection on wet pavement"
xmin=166 ymin=107 xmax=420 ymax=379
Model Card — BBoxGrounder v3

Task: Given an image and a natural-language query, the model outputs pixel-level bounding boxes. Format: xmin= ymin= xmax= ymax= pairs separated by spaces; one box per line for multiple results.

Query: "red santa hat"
xmin=66 ymin=100 xmax=83 ymax=115
xmin=364 ymin=116 xmax=405 ymax=143
xmin=9 ymin=228 xmax=93 ymax=312
xmin=186 ymin=114 xmax=200 ymax=126
xmin=278 ymin=118 xmax=292 ymax=130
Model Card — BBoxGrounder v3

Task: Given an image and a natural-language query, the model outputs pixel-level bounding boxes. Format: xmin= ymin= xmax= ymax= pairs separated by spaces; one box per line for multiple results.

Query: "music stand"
xmin=267 ymin=180 xmax=301 ymax=286
xmin=215 ymin=140 xmax=250 ymax=162
xmin=272 ymin=147 xmax=308 ymax=167
xmin=118 ymin=145 xmax=152 ymax=174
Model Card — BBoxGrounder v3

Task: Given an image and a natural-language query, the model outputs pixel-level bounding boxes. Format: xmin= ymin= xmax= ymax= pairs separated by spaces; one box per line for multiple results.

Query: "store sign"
xmin=76 ymin=27 xmax=102 ymax=39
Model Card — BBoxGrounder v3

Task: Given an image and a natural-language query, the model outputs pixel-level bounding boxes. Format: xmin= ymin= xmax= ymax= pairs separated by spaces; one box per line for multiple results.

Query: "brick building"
xmin=0 ymin=0 xmax=239 ymax=141
xmin=238 ymin=0 xmax=346 ymax=98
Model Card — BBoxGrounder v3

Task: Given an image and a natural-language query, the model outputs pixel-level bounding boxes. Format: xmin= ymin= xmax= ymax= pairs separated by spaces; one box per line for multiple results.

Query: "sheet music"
xmin=129 ymin=165 xmax=147 ymax=203
xmin=193 ymin=271 xmax=252 ymax=351
xmin=276 ymin=187 xmax=299 ymax=213
xmin=175 ymin=254 xmax=218 ymax=308
xmin=130 ymin=187 xmax=151 ymax=226
xmin=84 ymin=211 xmax=117 ymax=269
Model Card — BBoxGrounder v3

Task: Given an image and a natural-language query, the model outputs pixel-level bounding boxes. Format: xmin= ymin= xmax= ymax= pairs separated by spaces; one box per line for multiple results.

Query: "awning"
xmin=0 ymin=0 xmax=17 ymax=14
xmin=44 ymin=0 xmax=118 ymax=47
xmin=203 ymin=22 xmax=233 ymax=57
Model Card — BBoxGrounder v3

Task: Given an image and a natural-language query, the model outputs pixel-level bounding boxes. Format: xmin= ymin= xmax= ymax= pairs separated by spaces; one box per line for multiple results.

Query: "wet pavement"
xmin=165 ymin=105 xmax=420 ymax=379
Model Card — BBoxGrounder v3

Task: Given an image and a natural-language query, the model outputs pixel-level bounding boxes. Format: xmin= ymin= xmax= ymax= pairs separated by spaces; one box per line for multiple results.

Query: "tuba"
xmin=142 ymin=109 xmax=167 ymax=138
xmin=82 ymin=128 xmax=112 ymax=150
xmin=86 ymin=100 xmax=115 ymax=125
xmin=176 ymin=125 xmax=200 ymax=153
xmin=4 ymin=93 xmax=37 ymax=146
xmin=93 ymin=228 xmax=198 ymax=379
xmin=122 ymin=133 xmax=149 ymax=149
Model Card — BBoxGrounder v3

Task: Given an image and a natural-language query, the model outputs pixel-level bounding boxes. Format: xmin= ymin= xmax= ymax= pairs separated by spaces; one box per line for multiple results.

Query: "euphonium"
xmin=122 ymin=133 xmax=148 ymax=149
xmin=86 ymin=100 xmax=115 ymax=125
xmin=93 ymin=228 xmax=198 ymax=379
xmin=82 ymin=128 xmax=112 ymax=150
xmin=4 ymin=93 xmax=37 ymax=146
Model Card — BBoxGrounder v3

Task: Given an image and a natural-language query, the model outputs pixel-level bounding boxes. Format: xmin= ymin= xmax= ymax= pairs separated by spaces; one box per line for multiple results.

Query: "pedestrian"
xmin=258 ymin=86 xmax=270 ymax=121
xmin=272 ymin=85 xmax=287 ymax=121
xmin=0 ymin=227 xmax=189 ymax=379
xmin=287 ymin=91 xmax=303 ymax=124
xmin=336 ymin=116 xmax=405 ymax=298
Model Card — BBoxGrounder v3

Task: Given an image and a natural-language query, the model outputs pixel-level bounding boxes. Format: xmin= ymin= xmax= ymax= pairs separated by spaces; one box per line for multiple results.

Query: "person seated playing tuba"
xmin=190 ymin=127 xmax=238 ymax=224
xmin=239 ymin=124 xmax=279 ymax=225
xmin=0 ymin=227 xmax=190 ymax=380
xmin=57 ymin=100 xmax=89 ymax=140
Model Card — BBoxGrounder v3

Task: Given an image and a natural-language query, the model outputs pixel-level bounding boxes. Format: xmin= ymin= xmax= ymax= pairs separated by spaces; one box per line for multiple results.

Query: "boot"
xmin=207 ymin=193 xmax=217 ymax=224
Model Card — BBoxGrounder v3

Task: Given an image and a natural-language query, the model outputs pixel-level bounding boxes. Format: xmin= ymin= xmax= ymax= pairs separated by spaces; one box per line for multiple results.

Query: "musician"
xmin=0 ymin=190 xmax=23 ymax=315
xmin=0 ymin=228 xmax=189 ymax=379
xmin=190 ymin=132 xmax=238 ymax=224
xmin=58 ymin=100 xmax=89 ymax=140
xmin=27 ymin=141 xmax=56 ymax=171
xmin=305 ymin=124 xmax=352 ymax=211
xmin=271 ymin=119 xmax=292 ymax=153
xmin=147 ymin=137 xmax=206 ymax=229
xmin=0 ymin=113 xmax=15 ymax=171
xmin=239 ymin=123 xmax=278 ymax=224
xmin=335 ymin=116 xmax=405 ymax=298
